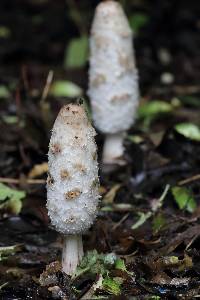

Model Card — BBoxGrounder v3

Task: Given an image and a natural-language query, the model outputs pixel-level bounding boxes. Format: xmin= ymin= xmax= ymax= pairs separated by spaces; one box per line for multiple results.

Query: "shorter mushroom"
xmin=46 ymin=104 xmax=100 ymax=275
xmin=88 ymin=0 xmax=139 ymax=166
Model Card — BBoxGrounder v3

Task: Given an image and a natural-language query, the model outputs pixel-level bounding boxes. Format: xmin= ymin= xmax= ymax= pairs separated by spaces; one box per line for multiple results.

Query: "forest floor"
xmin=0 ymin=0 xmax=200 ymax=299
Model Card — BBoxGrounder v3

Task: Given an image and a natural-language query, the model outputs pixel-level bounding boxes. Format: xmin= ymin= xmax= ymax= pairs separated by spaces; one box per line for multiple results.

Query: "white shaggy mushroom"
xmin=46 ymin=104 xmax=100 ymax=275
xmin=88 ymin=0 xmax=139 ymax=165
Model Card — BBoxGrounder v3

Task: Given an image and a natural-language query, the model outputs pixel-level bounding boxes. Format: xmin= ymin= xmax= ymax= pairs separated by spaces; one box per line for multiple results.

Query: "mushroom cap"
xmin=47 ymin=104 xmax=100 ymax=235
xmin=92 ymin=0 xmax=132 ymax=36
xmin=88 ymin=0 xmax=139 ymax=134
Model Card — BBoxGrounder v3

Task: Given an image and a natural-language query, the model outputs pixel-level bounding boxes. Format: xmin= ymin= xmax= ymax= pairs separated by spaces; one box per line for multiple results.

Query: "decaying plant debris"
xmin=0 ymin=0 xmax=200 ymax=299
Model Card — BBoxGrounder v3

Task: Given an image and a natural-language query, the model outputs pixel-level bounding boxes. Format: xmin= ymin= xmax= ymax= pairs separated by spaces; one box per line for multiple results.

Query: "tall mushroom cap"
xmin=88 ymin=0 xmax=139 ymax=134
xmin=47 ymin=104 xmax=100 ymax=235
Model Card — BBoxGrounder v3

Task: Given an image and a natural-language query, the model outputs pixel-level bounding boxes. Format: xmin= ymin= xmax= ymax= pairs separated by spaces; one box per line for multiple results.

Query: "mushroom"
xmin=88 ymin=0 xmax=139 ymax=165
xmin=46 ymin=104 xmax=100 ymax=275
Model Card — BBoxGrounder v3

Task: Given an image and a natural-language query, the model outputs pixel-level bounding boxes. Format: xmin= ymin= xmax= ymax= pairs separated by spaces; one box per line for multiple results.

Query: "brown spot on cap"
xmin=118 ymin=54 xmax=134 ymax=71
xmin=65 ymin=216 xmax=75 ymax=223
xmin=60 ymin=170 xmax=70 ymax=180
xmin=74 ymin=163 xmax=86 ymax=173
xmin=57 ymin=104 xmax=89 ymax=129
xmin=47 ymin=173 xmax=54 ymax=185
xmin=91 ymin=74 xmax=106 ymax=87
xmin=110 ymin=93 xmax=130 ymax=103
xmin=92 ymin=151 xmax=97 ymax=161
xmin=94 ymin=35 xmax=109 ymax=49
xmin=65 ymin=189 xmax=81 ymax=200
xmin=72 ymin=110 xmax=78 ymax=114
xmin=50 ymin=143 xmax=61 ymax=155
xmin=121 ymin=30 xmax=132 ymax=38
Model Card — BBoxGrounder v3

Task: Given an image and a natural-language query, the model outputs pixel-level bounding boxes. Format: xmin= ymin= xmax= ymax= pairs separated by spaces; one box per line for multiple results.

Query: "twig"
xmin=41 ymin=70 xmax=54 ymax=104
xmin=153 ymin=184 xmax=170 ymax=212
xmin=0 ymin=282 xmax=9 ymax=291
xmin=178 ymin=174 xmax=200 ymax=186
xmin=149 ymin=85 xmax=200 ymax=96
xmin=21 ymin=65 xmax=29 ymax=93
xmin=80 ymin=274 xmax=103 ymax=300
xmin=0 ymin=177 xmax=45 ymax=185
xmin=146 ymin=163 xmax=190 ymax=178
xmin=174 ymin=85 xmax=200 ymax=95
xmin=160 ymin=184 xmax=170 ymax=202
xmin=112 ymin=213 xmax=129 ymax=230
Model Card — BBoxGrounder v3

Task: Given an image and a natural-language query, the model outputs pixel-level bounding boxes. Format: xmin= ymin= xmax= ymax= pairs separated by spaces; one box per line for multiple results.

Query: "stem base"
xmin=62 ymin=234 xmax=83 ymax=275
xmin=102 ymin=132 xmax=126 ymax=165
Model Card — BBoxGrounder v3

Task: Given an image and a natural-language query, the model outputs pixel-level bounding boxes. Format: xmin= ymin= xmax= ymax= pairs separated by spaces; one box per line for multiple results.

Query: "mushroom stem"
xmin=102 ymin=132 xmax=126 ymax=165
xmin=62 ymin=234 xmax=83 ymax=275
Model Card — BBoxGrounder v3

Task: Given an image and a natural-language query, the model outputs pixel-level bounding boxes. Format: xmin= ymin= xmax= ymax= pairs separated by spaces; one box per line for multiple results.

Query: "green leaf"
xmin=102 ymin=277 xmax=121 ymax=295
xmin=73 ymin=250 xmax=118 ymax=279
xmin=73 ymin=250 xmax=105 ymax=278
xmin=0 ymin=183 xmax=26 ymax=214
xmin=0 ymin=244 xmax=22 ymax=261
xmin=0 ymin=26 xmax=11 ymax=38
xmin=50 ymin=80 xmax=82 ymax=98
xmin=64 ymin=35 xmax=88 ymax=68
xmin=0 ymin=85 xmax=11 ymax=98
xmin=115 ymin=258 xmax=134 ymax=276
xmin=115 ymin=259 xmax=127 ymax=272
xmin=138 ymin=100 xmax=173 ymax=119
xmin=187 ymin=197 xmax=197 ymax=213
xmin=178 ymin=254 xmax=193 ymax=271
xmin=2 ymin=116 xmax=18 ymax=124
xmin=4 ymin=198 xmax=23 ymax=214
xmin=172 ymin=186 xmax=197 ymax=213
xmin=101 ymin=206 xmax=114 ymax=212
xmin=104 ymin=253 xmax=117 ymax=265
xmin=73 ymin=251 xmax=132 ymax=296
xmin=169 ymin=256 xmax=181 ymax=264
xmin=129 ymin=13 xmax=149 ymax=34
xmin=131 ymin=211 xmax=152 ymax=230
xmin=152 ymin=213 xmax=166 ymax=234
xmin=0 ymin=183 xmax=25 ymax=202
xmin=127 ymin=135 xmax=144 ymax=144
xmin=174 ymin=123 xmax=200 ymax=142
